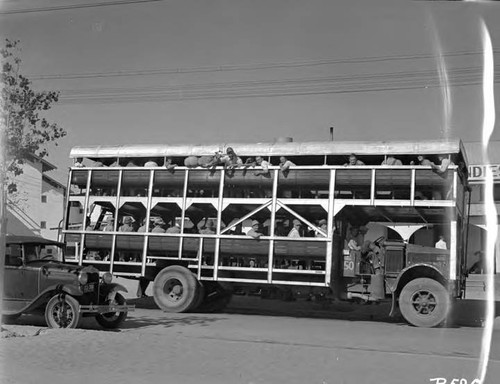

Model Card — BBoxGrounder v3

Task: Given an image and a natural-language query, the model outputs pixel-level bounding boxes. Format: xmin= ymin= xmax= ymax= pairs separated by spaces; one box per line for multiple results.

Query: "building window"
xmin=40 ymin=221 xmax=46 ymax=229
xmin=41 ymin=195 xmax=47 ymax=203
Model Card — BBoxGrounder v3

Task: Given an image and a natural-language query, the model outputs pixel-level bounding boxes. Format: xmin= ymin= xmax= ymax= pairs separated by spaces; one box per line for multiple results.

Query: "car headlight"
xmin=102 ymin=272 xmax=113 ymax=284
xmin=78 ymin=272 xmax=88 ymax=285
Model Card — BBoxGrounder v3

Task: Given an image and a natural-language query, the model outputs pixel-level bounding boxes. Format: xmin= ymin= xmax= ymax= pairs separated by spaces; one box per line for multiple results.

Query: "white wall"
xmin=7 ymin=159 xmax=43 ymax=236
xmin=6 ymin=158 xmax=65 ymax=241
xmin=40 ymin=178 xmax=65 ymax=240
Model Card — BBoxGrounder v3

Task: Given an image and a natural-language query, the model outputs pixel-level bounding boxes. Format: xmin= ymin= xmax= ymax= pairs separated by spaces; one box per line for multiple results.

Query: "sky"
xmin=1 ymin=0 xmax=500 ymax=182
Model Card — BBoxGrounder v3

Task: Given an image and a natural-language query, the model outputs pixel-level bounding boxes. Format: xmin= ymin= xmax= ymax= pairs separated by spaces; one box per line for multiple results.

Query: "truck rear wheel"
xmin=187 ymin=278 xmax=206 ymax=312
xmin=195 ymin=282 xmax=233 ymax=313
xmin=399 ymin=278 xmax=449 ymax=328
xmin=153 ymin=266 xmax=199 ymax=313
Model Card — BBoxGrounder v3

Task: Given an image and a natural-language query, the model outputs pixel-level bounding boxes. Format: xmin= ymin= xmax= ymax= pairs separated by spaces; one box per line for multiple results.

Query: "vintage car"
xmin=2 ymin=235 xmax=133 ymax=329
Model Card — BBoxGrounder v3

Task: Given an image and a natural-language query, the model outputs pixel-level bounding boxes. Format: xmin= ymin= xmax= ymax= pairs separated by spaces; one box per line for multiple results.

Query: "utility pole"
xmin=0 ymin=102 xmax=7 ymax=326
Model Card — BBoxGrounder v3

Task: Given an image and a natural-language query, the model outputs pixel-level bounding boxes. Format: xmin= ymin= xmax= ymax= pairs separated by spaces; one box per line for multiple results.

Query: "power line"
xmin=29 ymin=50 xmax=499 ymax=81
xmin=0 ymin=0 xmax=167 ymax=15
xmin=57 ymin=65 xmax=498 ymax=104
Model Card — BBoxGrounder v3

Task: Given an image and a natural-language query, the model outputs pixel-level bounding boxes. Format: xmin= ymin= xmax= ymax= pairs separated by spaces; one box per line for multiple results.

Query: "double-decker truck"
xmin=62 ymin=139 xmax=469 ymax=327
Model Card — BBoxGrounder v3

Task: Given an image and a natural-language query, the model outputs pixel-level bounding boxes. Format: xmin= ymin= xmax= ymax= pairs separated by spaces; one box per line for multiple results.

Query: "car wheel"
xmin=399 ymin=278 xmax=450 ymax=328
xmin=95 ymin=293 xmax=128 ymax=329
xmin=45 ymin=295 xmax=81 ymax=329
xmin=153 ymin=266 xmax=199 ymax=313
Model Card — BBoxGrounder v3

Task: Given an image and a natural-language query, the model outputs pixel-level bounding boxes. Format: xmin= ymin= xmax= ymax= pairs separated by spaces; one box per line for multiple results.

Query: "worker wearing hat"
xmin=247 ymin=219 xmax=265 ymax=239
xmin=287 ymin=219 xmax=302 ymax=238
xmin=119 ymin=216 xmax=134 ymax=232
xmin=315 ymin=219 xmax=328 ymax=237
xmin=151 ymin=217 xmax=166 ymax=233
xmin=102 ymin=216 xmax=115 ymax=232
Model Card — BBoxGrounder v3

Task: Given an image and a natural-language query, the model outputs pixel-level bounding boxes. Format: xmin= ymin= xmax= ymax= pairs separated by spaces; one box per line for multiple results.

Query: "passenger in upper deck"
xmin=119 ymin=216 xmax=135 ymax=232
xmin=199 ymin=151 xmax=222 ymax=168
xmin=287 ymin=219 xmax=302 ymax=238
xmin=164 ymin=157 xmax=178 ymax=171
xmin=274 ymin=220 xmax=288 ymax=237
xmin=381 ymin=155 xmax=402 ymax=166
xmin=431 ymin=154 xmax=454 ymax=174
xmin=247 ymin=220 xmax=265 ymax=239
xmin=109 ymin=158 xmax=123 ymax=167
xmin=411 ymin=155 xmax=433 ymax=166
xmin=279 ymin=156 xmax=295 ymax=176
xmin=315 ymin=219 xmax=328 ymax=237
xmin=137 ymin=218 xmax=148 ymax=232
xmin=126 ymin=159 xmax=138 ymax=167
xmin=244 ymin=157 xmax=256 ymax=167
xmin=166 ymin=220 xmax=181 ymax=233
xmin=74 ymin=157 xmax=85 ymax=167
xmin=102 ymin=217 xmax=115 ymax=231
xmin=222 ymin=147 xmax=243 ymax=170
xmin=254 ymin=156 xmax=270 ymax=176
xmin=344 ymin=153 xmax=365 ymax=166
xmin=85 ymin=216 xmax=93 ymax=231
xmin=199 ymin=219 xmax=216 ymax=235
xmin=151 ymin=217 xmax=166 ymax=233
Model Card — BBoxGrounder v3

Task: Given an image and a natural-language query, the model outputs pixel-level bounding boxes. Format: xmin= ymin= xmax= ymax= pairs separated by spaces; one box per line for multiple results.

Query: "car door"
xmin=20 ymin=244 xmax=42 ymax=301
xmin=3 ymin=244 xmax=28 ymax=313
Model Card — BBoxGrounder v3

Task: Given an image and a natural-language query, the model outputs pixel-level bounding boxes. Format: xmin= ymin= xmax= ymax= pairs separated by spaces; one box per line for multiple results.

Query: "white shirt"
xmin=435 ymin=239 xmax=447 ymax=249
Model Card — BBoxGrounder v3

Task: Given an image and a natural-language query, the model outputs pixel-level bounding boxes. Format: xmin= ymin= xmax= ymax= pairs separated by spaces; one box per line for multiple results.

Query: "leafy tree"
xmin=1 ymin=39 xmax=66 ymax=193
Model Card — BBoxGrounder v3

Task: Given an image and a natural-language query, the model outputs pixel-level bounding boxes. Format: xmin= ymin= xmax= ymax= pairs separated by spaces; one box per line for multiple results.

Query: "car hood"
xmin=29 ymin=261 xmax=100 ymax=275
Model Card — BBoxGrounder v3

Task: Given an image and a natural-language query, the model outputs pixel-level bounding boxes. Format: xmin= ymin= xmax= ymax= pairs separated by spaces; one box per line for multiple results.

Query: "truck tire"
xmin=195 ymin=282 xmax=233 ymax=313
xmin=187 ymin=278 xmax=206 ymax=313
xmin=45 ymin=294 xmax=81 ymax=329
xmin=95 ymin=293 xmax=128 ymax=329
xmin=153 ymin=266 xmax=199 ymax=313
xmin=399 ymin=278 xmax=450 ymax=328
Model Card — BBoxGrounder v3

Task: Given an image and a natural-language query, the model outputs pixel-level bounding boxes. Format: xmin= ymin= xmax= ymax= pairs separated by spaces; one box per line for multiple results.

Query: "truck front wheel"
xmin=399 ymin=278 xmax=450 ymax=328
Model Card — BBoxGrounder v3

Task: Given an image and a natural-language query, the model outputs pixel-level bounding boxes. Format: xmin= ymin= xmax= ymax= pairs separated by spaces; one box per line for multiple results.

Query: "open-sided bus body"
xmin=64 ymin=139 xmax=469 ymax=327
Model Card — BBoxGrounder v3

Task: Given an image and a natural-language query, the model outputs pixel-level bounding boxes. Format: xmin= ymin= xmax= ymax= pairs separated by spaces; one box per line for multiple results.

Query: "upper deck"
xmin=67 ymin=139 xmax=469 ymax=222
xmin=70 ymin=139 xmax=468 ymax=166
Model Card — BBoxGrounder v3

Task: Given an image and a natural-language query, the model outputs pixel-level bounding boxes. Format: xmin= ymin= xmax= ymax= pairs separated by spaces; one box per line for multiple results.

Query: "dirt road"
xmin=1 ymin=297 xmax=500 ymax=384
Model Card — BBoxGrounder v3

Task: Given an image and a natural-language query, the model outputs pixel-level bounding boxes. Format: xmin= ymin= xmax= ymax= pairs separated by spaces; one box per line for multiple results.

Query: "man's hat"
xmin=251 ymin=220 xmax=260 ymax=226
xmin=153 ymin=217 xmax=165 ymax=225
xmin=292 ymin=219 xmax=301 ymax=226
xmin=319 ymin=219 xmax=327 ymax=226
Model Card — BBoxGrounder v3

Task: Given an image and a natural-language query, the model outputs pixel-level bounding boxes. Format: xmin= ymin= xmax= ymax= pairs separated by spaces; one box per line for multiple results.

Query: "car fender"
xmin=40 ymin=283 xmax=83 ymax=298
xmin=101 ymin=283 xmax=128 ymax=295
xmin=8 ymin=285 xmax=81 ymax=315
xmin=389 ymin=263 xmax=447 ymax=295
xmin=100 ymin=283 xmax=128 ymax=302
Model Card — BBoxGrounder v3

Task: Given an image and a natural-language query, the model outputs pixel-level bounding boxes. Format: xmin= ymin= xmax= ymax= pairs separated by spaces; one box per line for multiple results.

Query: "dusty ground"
xmin=1 ymin=296 xmax=500 ymax=384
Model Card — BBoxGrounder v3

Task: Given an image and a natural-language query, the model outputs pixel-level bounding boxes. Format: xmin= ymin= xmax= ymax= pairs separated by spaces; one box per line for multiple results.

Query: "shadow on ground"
xmin=4 ymin=297 xmax=499 ymax=332
xmin=214 ymin=296 xmax=500 ymax=328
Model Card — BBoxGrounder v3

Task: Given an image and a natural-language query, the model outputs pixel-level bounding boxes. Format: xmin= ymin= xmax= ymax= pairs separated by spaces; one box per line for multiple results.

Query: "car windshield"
xmin=24 ymin=244 xmax=64 ymax=262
